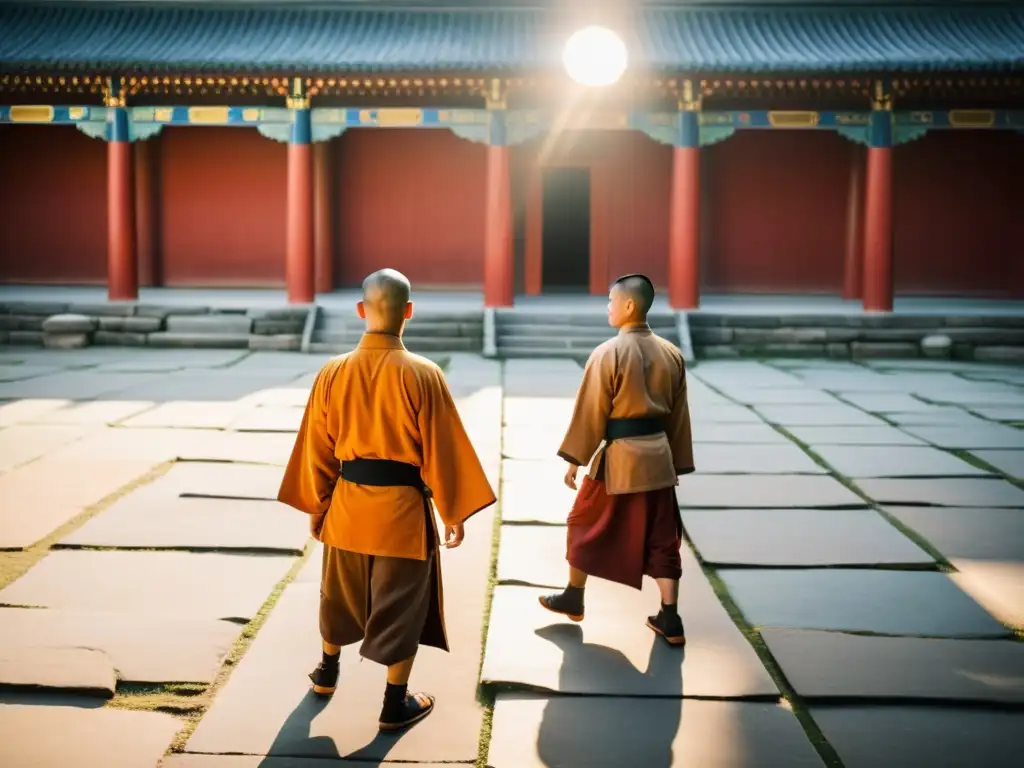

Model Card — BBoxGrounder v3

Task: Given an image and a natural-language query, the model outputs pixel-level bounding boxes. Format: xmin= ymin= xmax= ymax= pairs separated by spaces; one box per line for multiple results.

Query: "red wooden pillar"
xmin=286 ymin=96 xmax=314 ymax=304
xmin=667 ymin=110 xmax=700 ymax=309
xmin=483 ymin=109 xmax=514 ymax=307
xmin=313 ymin=140 xmax=334 ymax=294
xmin=134 ymin=138 xmax=160 ymax=287
xmin=107 ymin=105 xmax=138 ymax=300
xmin=862 ymin=107 xmax=894 ymax=311
xmin=842 ymin=147 xmax=865 ymax=299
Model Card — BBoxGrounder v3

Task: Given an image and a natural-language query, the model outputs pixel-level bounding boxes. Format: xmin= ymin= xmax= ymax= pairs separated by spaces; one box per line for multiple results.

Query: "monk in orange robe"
xmin=539 ymin=273 xmax=694 ymax=646
xmin=278 ymin=268 xmax=496 ymax=731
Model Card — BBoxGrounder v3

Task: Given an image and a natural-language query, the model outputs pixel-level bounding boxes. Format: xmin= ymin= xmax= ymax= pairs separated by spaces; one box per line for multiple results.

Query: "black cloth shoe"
xmin=646 ymin=607 xmax=686 ymax=646
xmin=538 ymin=585 xmax=585 ymax=622
xmin=309 ymin=655 xmax=340 ymax=696
xmin=379 ymin=690 xmax=435 ymax=731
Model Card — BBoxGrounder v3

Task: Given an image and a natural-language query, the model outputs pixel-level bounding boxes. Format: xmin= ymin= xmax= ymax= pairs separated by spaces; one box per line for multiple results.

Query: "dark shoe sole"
xmin=538 ymin=595 xmax=583 ymax=622
xmin=378 ymin=695 xmax=435 ymax=732
xmin=646 ymin=618 xmax=686 ymax=646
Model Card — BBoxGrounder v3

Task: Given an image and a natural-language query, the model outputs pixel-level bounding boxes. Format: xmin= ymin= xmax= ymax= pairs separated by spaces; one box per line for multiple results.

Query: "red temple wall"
xmin=333 ymin=128 xmax=487 ymax=288
xmin=158 ymin=127 xmax=287 ymax=286
xmin=0 ymin=125 xmax=107 ymax=283
xmin=893 ymin=130 xmax=1024 ymax=296
xmin=703 ymin=131 xmax=852 ymax=293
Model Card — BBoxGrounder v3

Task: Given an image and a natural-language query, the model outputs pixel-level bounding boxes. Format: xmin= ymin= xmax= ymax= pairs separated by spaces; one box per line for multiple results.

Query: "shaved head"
xmin=359 ymin=268 xmax=413 ymax=331
xmin=612 ymin=273 xmax=655 ymax=316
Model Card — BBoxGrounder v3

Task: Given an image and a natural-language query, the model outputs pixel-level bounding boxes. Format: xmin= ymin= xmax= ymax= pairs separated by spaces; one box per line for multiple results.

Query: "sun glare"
xmin=562 ymin=25 xmax=628 ymax=88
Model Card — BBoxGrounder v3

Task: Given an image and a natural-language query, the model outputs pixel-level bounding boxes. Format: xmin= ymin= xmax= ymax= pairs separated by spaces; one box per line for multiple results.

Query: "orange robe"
xmin=278 ymin=332 xmax=496 ymax=662
xmin=558 ymin=325 xmax=695 ymax=589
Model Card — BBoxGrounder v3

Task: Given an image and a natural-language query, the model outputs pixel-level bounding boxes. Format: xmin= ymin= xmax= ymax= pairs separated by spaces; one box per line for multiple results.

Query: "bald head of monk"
xmin=356 ymin=268 xmax=414 ymax=335
xmin=607 ymin=273 xmax=655 ymax=328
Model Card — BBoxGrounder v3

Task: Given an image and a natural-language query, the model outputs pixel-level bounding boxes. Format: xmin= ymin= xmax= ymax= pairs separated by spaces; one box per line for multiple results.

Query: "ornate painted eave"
xmin=0 ymin=3 xmax=1022 ymax=75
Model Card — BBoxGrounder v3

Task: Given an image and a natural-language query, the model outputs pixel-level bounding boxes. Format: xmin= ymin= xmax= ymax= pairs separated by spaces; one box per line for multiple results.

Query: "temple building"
xmin=0 ymin=0 xmax=1022 ymax=311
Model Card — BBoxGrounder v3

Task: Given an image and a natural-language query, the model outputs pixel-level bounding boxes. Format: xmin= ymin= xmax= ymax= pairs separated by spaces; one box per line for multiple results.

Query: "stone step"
xmin=498 ymin=334 xmax=679 ymax=348
xmin=498 ymin=313 xmax=676 ymax=329
xmin=147 ymin=332 xmax=251 ymax=349
xmin=165 ymin=315 xmax=253 ymax=334
xmin=689 ymin=313 xmax=1024 ymax=330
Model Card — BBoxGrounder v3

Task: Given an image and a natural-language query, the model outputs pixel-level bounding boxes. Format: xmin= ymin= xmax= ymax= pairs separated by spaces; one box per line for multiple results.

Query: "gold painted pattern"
xmin=9 ymin=105 xmax=54 ymax=123
xmin=768 ymin=111 xmax=820 ymax=128
xmin=375 ymin=108 xmax=424 ymax=127
xmin=242 ymin=109 xmax=261 ymax=122
xmin=67 ymin=107 xmax=87 ymax=121
xmin=154 ymin=108 xmax=173 ymax=122
xmin=188 ymin=106 xmax=230 ymax=124
xmin=949 ymin=110 xmax=995 ymax=128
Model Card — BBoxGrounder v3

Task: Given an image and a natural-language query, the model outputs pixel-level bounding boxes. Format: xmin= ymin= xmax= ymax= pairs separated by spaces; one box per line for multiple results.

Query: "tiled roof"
xmin=0 ymin=3 xmax=1021 ymax=74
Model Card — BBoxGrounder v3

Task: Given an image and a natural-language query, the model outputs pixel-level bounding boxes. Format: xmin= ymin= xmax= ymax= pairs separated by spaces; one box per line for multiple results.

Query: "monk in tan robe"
xmin=278 ymin=268 xmax=496 ymax=731
xmin=539 ymin=273 xmax=694 ymax=646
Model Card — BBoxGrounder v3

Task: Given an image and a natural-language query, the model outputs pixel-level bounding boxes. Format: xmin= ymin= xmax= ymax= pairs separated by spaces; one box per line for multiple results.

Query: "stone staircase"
xmin=495 ymin=309 xmax=681 ymax=359
xmin=689 ymin=312 xmax=1024 ymax=361
xmin=308 ymin=307 xmax=484 ymax=354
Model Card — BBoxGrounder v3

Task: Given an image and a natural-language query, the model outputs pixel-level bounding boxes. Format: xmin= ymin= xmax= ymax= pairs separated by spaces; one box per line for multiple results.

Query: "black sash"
xmin=340 ymin=458 xmax=434 ymax=547
xmin=605 ymin=417 xmax=664 ymax=442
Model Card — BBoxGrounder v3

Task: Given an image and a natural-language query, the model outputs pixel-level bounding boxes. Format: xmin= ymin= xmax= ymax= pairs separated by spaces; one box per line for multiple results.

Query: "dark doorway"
xmin=542 ymin=167 xmax=591 ymax=291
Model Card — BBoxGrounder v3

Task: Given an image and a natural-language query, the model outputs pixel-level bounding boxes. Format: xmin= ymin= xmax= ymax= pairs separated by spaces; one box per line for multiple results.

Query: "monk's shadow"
xmin=257 ymin=685 xmax=413 ymax=767
xmin=533 ymin=623 xmax=684 ymax=767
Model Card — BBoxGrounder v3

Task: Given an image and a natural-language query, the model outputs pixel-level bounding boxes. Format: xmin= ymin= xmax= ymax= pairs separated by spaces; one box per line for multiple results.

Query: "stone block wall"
xmin=0 ymin=302 xmax=310 ymax=352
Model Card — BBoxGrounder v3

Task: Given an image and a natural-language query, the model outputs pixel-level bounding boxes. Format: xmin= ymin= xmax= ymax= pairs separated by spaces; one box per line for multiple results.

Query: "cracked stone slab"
xmin=0 ymin=646 xmax=116 ymax=697
xmin=677 ymin=475 xmax=864 ymax=509
xmin=903 ymin=424 xmax=1024 ymax=449
xmin=691 ymin=423 xmax=791 ymax=444
xmin=811 ymin=706 xmax=1023 ymax=768
xmin=970 ymin=450 xmax=1024 ymax=477
xmin=489 ymin=693 xmax=823 ymax=768
xmin=31 ymin=400 xmax=157 ymax=426
xmin=58 ymin=492 xmax=309 ymax=553
xmin=0 ymin=550 xmax=295 ymax=622
xmin=785 ymin=426 xmax=926 ymax=446
xmin=761 ymin=628 xmax=1024 ymax=704
xmin=121 ymin=401 xmax=249 ymax=429
xmin=693 ymin=443 xmax=825 ymax=474
xmin=723 ymin=388 xmax=841 ymax=406
xmin=229 ymin=406 xmax=303 ymax=433
xmin=0 ymin=424 xmax=88 ymax=473
xmin=682 ymin=509 xmax=933 ymax=567
xmin=812 ymin=445 xmax=990 ymax=478
xmin=720 ymin=569 xmax=1010 ymax=638
xmin=185 ymin=513 xmax=495 ymax=763
xmin=0 ymin=457 xmax=158 ymax=550
xmin=154 ymin=461 xmax=285 ymax=501
xmin=0 ymin=695 xmax=181 ymax=768
xmin=501 ymin=460 xmax=578 ymax=525
xmin=485 ymin=532 xmax=778 ymax=699
xmin=856 ymin=477 xmax=1024 ymax=507
xmin=753 ymin=405 xmax=886 ymax=427
xmin=0 ymin=607 xmax=241 ymax=684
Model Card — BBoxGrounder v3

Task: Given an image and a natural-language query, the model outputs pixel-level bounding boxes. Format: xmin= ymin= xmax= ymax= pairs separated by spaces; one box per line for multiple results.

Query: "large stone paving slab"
xmin=0 ymin=646 xmax=116 ymax=697
xmin=121 ymin=401 xmax=249 ymax=429
xmin=48 ymin=425 xmax=210 ymax=462
xmin=720 ymin=569 xmax=1010 ymax=638
xmin=677 ymin=475 xmax=864 ymax=509
xmin=502 ymin=426 xmax=565 ymax=460
xmin=229 ymin=406 xmax=303 ymax=432
xmin=885 ymin=407 xmax=989 ymax=427
xmin=692 ymin=422 xmax=792 ymax=444
xmin=903 ymin=424 xmax=1024 ymax=449
xmin=761 ymin=628 xmax=1024 ymax=703
xmin=0 ymin=424 xmax=87 ymax=473
xmin=0 ymin=456 xmax=158 ymax=550
xmin=752 ymin=404 xmax=886 ymax=427
xmin=856 ymin=478 xmax=1024 ymax=507
xmin=0 ymin=607 xmax=241 ymax=683
xmin=885 ymin=506 xmax=1024 ymax=561
xmin=186 ymin=510 xmax=495 ymax=763
xmin=0 ymin=371 xmax=160 ymax=400
xmin=693 ymin=443 xmax=824 ymax=474
xmin=155 ymin=461 xmax=285 ymax=501
xmin=175 ymin=430 xmax=296 ymax=465
xmin=810 ymin=706 xmax=1023 ymax=768
xmin=692 ymin=362 xmax=803 ymax=389
xmin=503 ymin=396 xmax=575 ymax=427
xmin=0 ymin=695 xmax=181 ymax=768
xmin=835 ymin=392 xmax=935 ymax=412
xmin=947 ymin=559 xmax=1024 ymax=628
xmin=504 ymin=360 xmax=582 ymax=397
xmin=0 ymin=398 xmax=71 ymax=426
xmin=58 ymin=492 xmax=309 ymax=553
xmin=970 ymin=449 xmax=1024 ymax=477
xmin=812 ymin=445 xmax=990 ymax=478
xmin=31 ymin=400 xmax=157 ymax=425
xmin=488 ymin=693 xmax=823 ymax=768
xmin=114 ymin=371 xmax=301 ymax=402
xmin=0 ymin=550 xmax=295 ymax=622
xmin=689 ymin=404 xmax=766 ymax=424
xmin=485 ymin=533 xmax=778 ymax=698
xmin=682 ymin=509 xmax=932 ymax=567
xmin=719 ymin=388 xmax=840 ymax=406
xmin=237 ymin=387 xmax=312 ymax=408
xmin=785 ymin=425 xmax=926 ymax=446
xmin=970 ymin=405 xmax=1024 ymax=422
xmin=501 ymin=460 xmax=578 ymax=525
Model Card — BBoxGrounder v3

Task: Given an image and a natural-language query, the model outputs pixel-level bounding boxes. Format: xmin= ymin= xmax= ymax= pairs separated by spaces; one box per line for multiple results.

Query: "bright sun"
xmin=562 ymin=25 xmax=629 ymax=88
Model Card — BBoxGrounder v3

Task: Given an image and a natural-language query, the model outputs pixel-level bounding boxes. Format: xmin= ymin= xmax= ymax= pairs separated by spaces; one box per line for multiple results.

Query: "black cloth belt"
xmin=340 ymin=458 xmax=425 ymax=490
xmin=605 ymin=417 xmax=664 ymax=442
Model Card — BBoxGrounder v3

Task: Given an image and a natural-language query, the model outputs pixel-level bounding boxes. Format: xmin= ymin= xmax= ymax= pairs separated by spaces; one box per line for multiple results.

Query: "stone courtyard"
xmin=0 ymin=347 xmax=1022 ymax=767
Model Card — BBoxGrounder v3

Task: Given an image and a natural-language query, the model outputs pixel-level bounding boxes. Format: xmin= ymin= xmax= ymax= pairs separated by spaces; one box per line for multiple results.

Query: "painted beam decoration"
xmin=1 ymin=105 xmax=1022 ymax=145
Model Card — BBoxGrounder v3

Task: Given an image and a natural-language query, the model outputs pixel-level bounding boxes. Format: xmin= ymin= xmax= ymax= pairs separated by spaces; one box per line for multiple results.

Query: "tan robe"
xmin=558 ymin=324 xmax=695 ymax=494
xmin=278 ymin=332 xmax=496 ymax=663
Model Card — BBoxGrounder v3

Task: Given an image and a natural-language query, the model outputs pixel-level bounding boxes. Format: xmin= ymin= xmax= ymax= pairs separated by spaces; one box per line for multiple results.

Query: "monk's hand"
xmin=444 ymin=523 xmax=465 ymax=549
xmin=310 ymin=512 xmax=326 ymax=542
xmin=564 ymin=463 xmax=579 ymax=490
